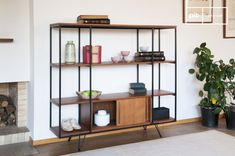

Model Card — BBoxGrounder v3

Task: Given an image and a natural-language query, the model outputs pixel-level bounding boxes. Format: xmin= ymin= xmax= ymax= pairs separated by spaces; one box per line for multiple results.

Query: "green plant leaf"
xmin=188 ymin=69 xmax=195 ymax=74
xmin=229 ymin=59 xmax=234 ymax=65
xmin=199 ymin=90 xmax=203 ymax=97
xmin=193 ymin=47 xmax=200 ymax=54
xmin=200 ymin=42 xmax=206 ymax=48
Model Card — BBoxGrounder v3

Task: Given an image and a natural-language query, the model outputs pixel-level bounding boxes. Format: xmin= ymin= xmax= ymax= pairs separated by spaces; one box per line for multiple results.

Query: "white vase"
xmin=94 ymin=110 xmax=110 ymax=127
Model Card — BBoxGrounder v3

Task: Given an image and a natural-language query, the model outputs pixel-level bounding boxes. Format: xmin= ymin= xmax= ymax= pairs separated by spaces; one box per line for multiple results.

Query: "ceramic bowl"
xmin=76 ymin=90 xmax=102 ymax=99
xmin=121 ymin=51 xmax=130 ymax=56
xmin=140 ymin=46 xmax=149 ymax=52
xmin=124 ymin=56 xmax=134 ymax=63
xmin=111 ymin=56 xmax=121 ymax=63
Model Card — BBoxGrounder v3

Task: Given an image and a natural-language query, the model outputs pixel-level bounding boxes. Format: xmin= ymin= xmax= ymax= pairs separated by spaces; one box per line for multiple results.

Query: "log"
xmin=0 ymin=108 xmax=4 ymax=114
xmin=5 ymin=105 xmax=15 ymax=114
xmin=0 ymin=122 xmax=6 ymax=128
xmin=1 ymin=100 xmax=8 ymax=107
xmin=7 ymin=114 xmax=16 ymax=125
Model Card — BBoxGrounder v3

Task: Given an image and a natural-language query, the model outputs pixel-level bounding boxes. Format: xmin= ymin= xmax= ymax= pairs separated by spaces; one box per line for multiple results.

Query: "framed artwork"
xmin=183 ymin=0 xmax=213 ymax=23
xmin=223 ymin=0 xmax=235 ymax=38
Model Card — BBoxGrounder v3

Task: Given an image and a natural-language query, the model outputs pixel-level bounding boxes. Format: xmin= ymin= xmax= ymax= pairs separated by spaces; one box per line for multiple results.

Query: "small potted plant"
xmin=189 ymin=43 xmax=224 ymax=127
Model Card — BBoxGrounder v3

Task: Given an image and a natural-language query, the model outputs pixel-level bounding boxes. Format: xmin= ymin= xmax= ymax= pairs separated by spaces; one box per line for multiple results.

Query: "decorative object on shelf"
xmin=77 ymin=15 xmax=110 ymax=24
xmin=135 ymin=51 xmax=165 ymax=62
xmin=76 ymin=90 xmax=102 ymax=99
xmin=129 ymin=82 xmax=147 ymax=95
xmin=111 ymin=56 xmax=121 ymax=63
xmin=94 ymin=110 xmax=110 ymax=127
xmin=65 ymin=41 xmax=76 ymax=64
xmin=83 ymin=45 xmax=102 ymax=64
xmin=120 ymin=51 xmax=130 ymax=62
xmin=223 ymin=0 xmax=235 ymax=38
xmin=139 ymin=46 xmax=149 ymax=52
xmin=152 ymin=107 xmax=170 ymax=121
xmin=189 ymin=42 xmax=235 ymax=128
xmin=123 ymin=55 xmax=134 ymax=63
xmin=0 ymin=38 xmax=14 ymax=43
xmin=183 ymin=0 xmax=213 ymax=23
xmin=61 ymin=118 xmax=81 ymax=132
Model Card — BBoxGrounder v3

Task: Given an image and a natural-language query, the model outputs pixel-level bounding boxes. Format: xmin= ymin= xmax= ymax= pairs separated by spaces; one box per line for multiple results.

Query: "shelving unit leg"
xmin=143 ymin=126 xmax=147 ymax=131
xmin=154 ymin=124 xmax=162 ymax=138
xmin=77 ymin=135 xmax=87 ymax=152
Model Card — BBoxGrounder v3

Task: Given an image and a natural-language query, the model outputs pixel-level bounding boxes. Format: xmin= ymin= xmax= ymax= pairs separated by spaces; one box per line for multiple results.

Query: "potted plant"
xmin=189 ymin=43 xmax=225 ymax=127
xmin=218 ymin=59 xmax=235 ymax=129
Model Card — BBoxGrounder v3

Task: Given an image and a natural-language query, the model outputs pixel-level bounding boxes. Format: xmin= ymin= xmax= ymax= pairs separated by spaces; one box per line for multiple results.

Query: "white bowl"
xmin=111 ymin=56 xmax=121 ymax=63
xmin=124 ymin=56 xmax=134 ymax=62
xmin=140 ymin=46 xmax=149 ymax=52
xmin=94 ymin=112 xmax=110 ymax=127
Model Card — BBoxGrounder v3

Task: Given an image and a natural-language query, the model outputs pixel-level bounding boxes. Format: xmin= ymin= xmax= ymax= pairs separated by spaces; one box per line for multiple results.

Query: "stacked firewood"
xmin=0 ymin=95 xmax=16 ymax=127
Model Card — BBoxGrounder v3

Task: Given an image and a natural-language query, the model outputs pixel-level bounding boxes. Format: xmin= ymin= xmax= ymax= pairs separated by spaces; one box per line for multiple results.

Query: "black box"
xmin=152 ymin=107 xmax=169 ymax=120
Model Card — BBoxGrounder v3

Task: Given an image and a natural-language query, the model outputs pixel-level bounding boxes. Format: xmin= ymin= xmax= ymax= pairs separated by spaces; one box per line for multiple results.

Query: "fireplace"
xmin=0 ymin=82 xmax=29 ymax=145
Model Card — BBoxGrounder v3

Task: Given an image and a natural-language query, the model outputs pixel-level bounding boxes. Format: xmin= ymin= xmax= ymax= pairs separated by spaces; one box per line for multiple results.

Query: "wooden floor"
xmin=34 ymin=119 xmax=235 ymax=156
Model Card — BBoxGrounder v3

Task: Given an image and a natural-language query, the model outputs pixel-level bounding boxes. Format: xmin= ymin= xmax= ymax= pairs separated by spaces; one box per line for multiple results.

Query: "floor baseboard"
xmin=33 ymin=117 xmax=202 ymax=146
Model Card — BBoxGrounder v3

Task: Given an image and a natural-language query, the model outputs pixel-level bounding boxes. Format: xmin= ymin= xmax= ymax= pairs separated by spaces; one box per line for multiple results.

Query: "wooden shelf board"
xmin=91 ymin=122 xmax=151 ymax=133
xmin=51 ymin=90 xmax=175 ymax=106
xmin=152 ymin=117 xmax=175 ymax=124
xmin=50 ymin=23 xmax=176 ymax=29
xmin=50 ymin=124 xmax=90 ymax=138
xmin=51 ymin=60 xmax=176 ymax=68
xmin=0 ymin=38 xmax=14 ymax=43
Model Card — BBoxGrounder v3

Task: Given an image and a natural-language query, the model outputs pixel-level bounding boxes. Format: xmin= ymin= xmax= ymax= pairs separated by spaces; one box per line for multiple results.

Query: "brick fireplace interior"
xmin=0 ymin=82 xmax=29 ymax=145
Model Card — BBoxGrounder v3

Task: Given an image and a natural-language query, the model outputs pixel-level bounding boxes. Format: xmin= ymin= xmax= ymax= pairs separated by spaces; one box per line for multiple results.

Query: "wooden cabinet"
xmin=116 ymin=97 xmax=149 ymax=126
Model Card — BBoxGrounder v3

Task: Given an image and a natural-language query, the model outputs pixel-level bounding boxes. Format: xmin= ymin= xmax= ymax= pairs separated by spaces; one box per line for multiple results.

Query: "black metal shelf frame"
xmin=49 ymin=24 xmax=177 ymax=150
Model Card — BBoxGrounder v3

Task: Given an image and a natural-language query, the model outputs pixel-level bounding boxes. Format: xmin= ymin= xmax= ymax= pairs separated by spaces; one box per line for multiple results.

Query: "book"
xmin=83 ymin=45 xmax=102 ymax=63
xmin=77 ymin=15 xmax=109 ymax=20
xmin=135 ymin=56 xmax=165 ymax=62
xmin=129 ymin=83 xmax=145 ymax=89
xmin=77 ymin=19 xmax=110 ymax=24
xmin=135 ymin=51 xmax=164 ymax=57
xmin=129 ymin=88 xmax=147 ymax=95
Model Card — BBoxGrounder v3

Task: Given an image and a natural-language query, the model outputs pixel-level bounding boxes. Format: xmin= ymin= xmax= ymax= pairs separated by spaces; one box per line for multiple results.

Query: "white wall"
xmin=29 ymin=0 xmax=235 ymax=140
xmin=0 ymin=0 xmax=30 ymax=82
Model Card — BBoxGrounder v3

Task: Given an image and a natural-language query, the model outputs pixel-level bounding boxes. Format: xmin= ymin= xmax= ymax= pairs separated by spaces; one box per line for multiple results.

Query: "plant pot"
xmin=225 ymin=105 xmax=235 ymax=130
xmin=201 ymin=107 xmax=219 ymax=128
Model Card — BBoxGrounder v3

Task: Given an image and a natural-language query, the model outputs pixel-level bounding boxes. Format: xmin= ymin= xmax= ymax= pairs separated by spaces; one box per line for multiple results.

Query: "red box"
xmin=83 ymin=45 xmax=102 ymax=64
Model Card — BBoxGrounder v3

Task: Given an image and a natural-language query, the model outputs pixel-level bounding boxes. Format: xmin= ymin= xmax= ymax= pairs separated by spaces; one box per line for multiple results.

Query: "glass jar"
xmin=65 ymin=41 xmax=76 ymax=64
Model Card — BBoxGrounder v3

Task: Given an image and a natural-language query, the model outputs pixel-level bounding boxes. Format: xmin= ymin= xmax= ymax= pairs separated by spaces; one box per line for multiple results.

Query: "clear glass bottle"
xmin=65 ymin=41 xmax=76 ymax=64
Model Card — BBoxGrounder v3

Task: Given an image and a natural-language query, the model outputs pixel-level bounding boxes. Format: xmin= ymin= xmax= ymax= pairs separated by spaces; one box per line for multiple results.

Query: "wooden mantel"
xmin=0 ymin=38 xmax=14 ymax=43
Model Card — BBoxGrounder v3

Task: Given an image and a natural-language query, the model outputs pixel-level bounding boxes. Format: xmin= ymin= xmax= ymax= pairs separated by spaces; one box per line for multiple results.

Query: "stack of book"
xmin=129 ymin=83 xmax=147 ymax=95
xmin=134 ymin=51 xmax=165 ymax=62
xmin=77 ymin=15 xmax=110 ymax=24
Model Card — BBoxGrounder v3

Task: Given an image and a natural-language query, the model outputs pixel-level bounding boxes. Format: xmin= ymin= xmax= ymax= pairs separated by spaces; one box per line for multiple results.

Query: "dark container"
xmin=201 ymin=107 xmax=219 ymax=128
xmin=225 ymin=104 xmax=235 ymax=130
xmin=152 ymin=107 xmax=169 ymax=121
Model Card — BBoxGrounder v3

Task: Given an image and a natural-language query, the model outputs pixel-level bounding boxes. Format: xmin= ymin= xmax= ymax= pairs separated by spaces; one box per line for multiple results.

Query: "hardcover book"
xmin=129 ymin=83 xmax=145 ymax=89
xmin=77 ymin=15 xmax=109 ymax=20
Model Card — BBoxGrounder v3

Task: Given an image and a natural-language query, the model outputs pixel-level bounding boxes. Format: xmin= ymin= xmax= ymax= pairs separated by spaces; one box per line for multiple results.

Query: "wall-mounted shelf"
xmin=0 ymin=38 xmax=14 ymax=43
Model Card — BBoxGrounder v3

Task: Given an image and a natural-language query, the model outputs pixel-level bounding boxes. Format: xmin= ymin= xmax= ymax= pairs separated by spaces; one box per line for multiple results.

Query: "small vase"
xmin=65 ymin=41 xmax=76 ymax=64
